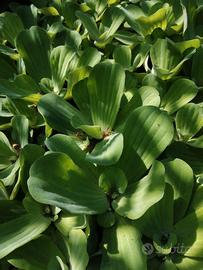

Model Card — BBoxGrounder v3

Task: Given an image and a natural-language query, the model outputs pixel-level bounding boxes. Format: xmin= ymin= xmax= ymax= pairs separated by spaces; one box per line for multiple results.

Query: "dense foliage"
xmin=0 ymin=0 xmax=203 ymax=269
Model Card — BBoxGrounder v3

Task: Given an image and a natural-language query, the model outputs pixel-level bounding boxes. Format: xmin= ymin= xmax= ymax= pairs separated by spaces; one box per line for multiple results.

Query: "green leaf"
xmin=159 ymin=259 xmax=177 ymax=270
xmin=97 ymin=212 xmax=116 ymax=228
xmin=0 ymin=213 xmax=50 ymax=259
xmin=7 ymin=236 xmax=64 ymax=270
xmin=0 ymin=54 xmax=16 ymax=80
xmin=48 ymin=256 xmax=69 ymax=270
xmin=161 ymin=79 xmax=198 ymax=114
xmin=166 ymin=142 xmax=203 ymax=176
xmin=176 ymin=103 xmax=203 ymax=140
xmin=118 ymin=106 xmax=174 ymax=182
xmin=67 ymin=66 xmax=90 ymax=95
xmin=187 ymin=135 xmax=203 ymax=148
xmin=163 ymin=158 xmax=194 ymax=222
xmin=72 ymin=79 xmax=90 ymax=116
xmin=11 ymin=115 xmax=29 ymax=148
xmin=64 ymin=29 xmax=82 ymax=51
xmin=28 ymin=153 xmax=108 ymax=214
xmin=96 ymin=7 xmax=124 ymax=47
xmin=175 ymin=208 xmax=203 ymax=258
xmin=136 ymin=4 xmax=170 ymax=36
xmin=132 ymin=43 xmax=150 ymax=69
xmin=192 ymin=45 xmax=203 ymax=86
xmin=68 ymin=229 xmax=89 ymax=270
xmin=62 ymin=2 xmax=79 ymax=29
xmin=0 ymin=180 xmax=9 ymax=200
xmin=136 ymin=183 xmax=174 ymax=239
xmin=86 ymin=133 xmax=123 ymax=166
xmin=123 ymin=4 xmax=173 ymax=36
xmin=113 ymin=45 xmax=132 ymax=68
xmin=101 ymin=217 xmax=147 ymax=270
xmin=172 ymin=256 xmax=203 ymax=270
xmin=0 ymin=159 xmax=20 ymax=186
xmin=189 ymin=185 xmax=203 ymax=212
xmin=99 ymin=167 xmax=127 ymax=194
xmin=138 ymin=86 xmax=160 ymax=106
xmin=71 ymin=118 xmax=103 ymax=139
xmin=0 ymin=200 xmax=26 ymax=223
xmin=0 ymin=131 xmax=16 ymax=159
xmin=174 ymin=39 xmax=201 ymax=54
xmin=0 ymin=74 xmax=39 ymax=99
xmin=76 ymin=11 xmax=99 ymax=40
xmin=38 ymin=93 xmax=78 ymax=133
xmin=113 ymin=161 xmax=165 ymax=220
xmin=150 ymin=39 xmax=195 ymax=80
xmin=16 ymin=4 xmax=38 ymax=29
xmin=45 ymin=134 xmax=96 ymax=177
xmin=19 ymin=144 xmax=45 ymax=192
xmin=0 ymin=12 xmax=24 ymax=46
xmin=55 ymin=213 xmax=86 ymax=236
xmin=50 ymin=45 xmax=76 ymax=93
xmin=115 ymin=91 xmax=142 ymax=131
xmin=87 ymin=60 xmax=125 ymax=130
xmin=16 ymin=26 xmax=51 ymax=82
xmin=79 ymin=47 xmax=102 ymax=68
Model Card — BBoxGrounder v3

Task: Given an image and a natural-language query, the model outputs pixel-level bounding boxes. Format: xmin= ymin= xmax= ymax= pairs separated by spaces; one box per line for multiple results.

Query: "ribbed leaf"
xmin=175 ymin=208 xmax=203 ymax=258
xmin=163 ymin=158 xmax=194 ymax=222
xmin=113 ymin=45 xmax=132 ymax=68
xmin=176 ymin=103 xmax=203 ymax=140
xmin=0 ymin=180 xmax=9 ymax=199
xmin=55 ymin=213 xmax=86 ymax=236
xmin=187 ymin=136 xmax=203 ymax=148
xmin=0 ymin=54 xmax=16 ymax=79
xmin=16 ymin=26 xmax=51 ymax=82
xmin=0 ymin=159 xmax=19 ymax=186
xmin=50 ymin=45 xmax=76 ymax=93
xmin=28 ymin=153 xmax=108 ymax=214
xmin=11 ymin=115 xmax=29 ymax=148
xmin=118 ymin=106 xmax=174 ymax=182
xmin=172 ymin=256 xmax=203 ymax=270
xmin=96 ymin=7 xmax=124 ymax=47
xmin=78 ymin=47 xmax=102 ymax=68
xmin=138 ymin=86 xmax=160 ymax=106
xmin=150 ymin=39 xmax=195 ymax=80
xmin=189 ymin=185 xmax=203 ymax=212
xmin=0 ymin=75 xmax=39 ymax=99
xmin=161 ymin=79 xmax=198 ymax=114
xmin=7 ymin=236 xmax=64 ymax=270
xmin=38 ymin=93 xmax=78 ymax=133
xmin=136 ymin=183 xmax=174 ymax=238
xmin=86 ymin=133 xmax=124 ymax=166
xmin=45 ymin=134 xmax=96 ymax=177
xmin=87 ymin=60 xmax=125 ymax=130
xmin=0 ymin=131 xmax=16 ymax=159
xmin=19 ymin=144 xmax=45 ymax=192
xmin=122 ymin=4 xmax=170 ymax=36
xmin=76 ymin=11 xmax=99 ymax=40
xmin=72 ymin=79 xmax=90 ymax=116
xmin=68 ymin=229 xmax=89 ymax=270
xmin=99 ymin=167 xmax=127 ymax=194
xmin=166 ymin=142 xmax=203 ymax=176
xmin=101 ymin=217 xmax=147 ymax=270
xmin=0 ymin=213 xmax=50 ymax=259
xmin=0 ymin=12 xmax=24 ymax=46
xmin=192 ymin=45 xmax=203 ymax=86
xmin=113 ymin=161 xmax=165 ymax=220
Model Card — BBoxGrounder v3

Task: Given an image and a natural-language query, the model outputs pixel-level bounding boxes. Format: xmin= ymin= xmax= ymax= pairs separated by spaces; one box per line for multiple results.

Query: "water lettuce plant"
xmin=0 ymin=0 xmax=203 ymax=269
